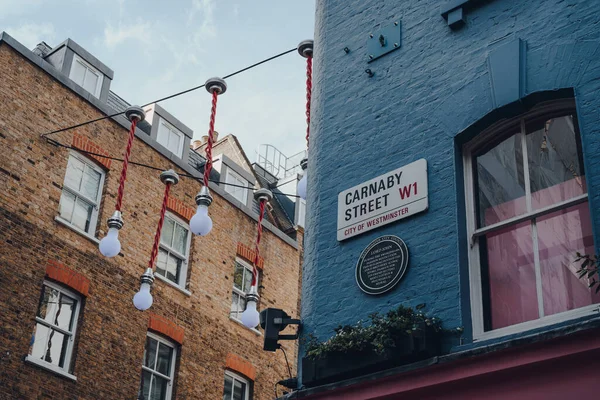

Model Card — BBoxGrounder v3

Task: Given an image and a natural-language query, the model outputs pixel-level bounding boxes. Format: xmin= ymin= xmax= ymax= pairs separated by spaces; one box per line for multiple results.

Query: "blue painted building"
xmin=293 ymin=0 xmax=600 ymax=397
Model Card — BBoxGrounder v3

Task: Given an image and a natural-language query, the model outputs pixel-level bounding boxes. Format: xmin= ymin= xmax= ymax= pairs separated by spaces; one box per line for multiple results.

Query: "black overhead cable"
xmin=45 ymin=137 xmax=301 ymax=198
xmin=40 ymin=48 xmax=296 ymax=138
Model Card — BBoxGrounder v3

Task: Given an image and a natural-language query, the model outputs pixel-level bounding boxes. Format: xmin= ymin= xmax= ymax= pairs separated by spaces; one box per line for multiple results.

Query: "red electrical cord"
xmin=305 ymin=56 xmax=312 ymax=148
xmin=147 ymin=182 xmax=172 ymax=269
xmin=251 ymin=199 xmax=267 ymax=286
xmin=115 ymin=117 xmax=139 ymax=211
xmin=204 ymin=90 xmax=219 ymax=186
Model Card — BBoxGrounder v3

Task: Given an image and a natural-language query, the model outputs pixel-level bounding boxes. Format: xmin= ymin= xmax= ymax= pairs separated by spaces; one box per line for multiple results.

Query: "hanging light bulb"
xmin=99 ymin=211 xmax=123 ymax=257
xmin=297 ymin=158 xmax=308 ymax=200
xmin=133 ymin=268 xmax=155 ymax=311
xmin=190 ymin=186 xmax=213 ymax=235
xmin=241 ymin=286 xmax=260 ymax=329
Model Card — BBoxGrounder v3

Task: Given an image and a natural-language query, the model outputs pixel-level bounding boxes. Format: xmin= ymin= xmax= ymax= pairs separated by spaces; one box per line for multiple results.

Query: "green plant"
xmin=575 ymin=252 xmax=600 ymax=294
xmin=304 ymin=305 xmax=461 ymax=360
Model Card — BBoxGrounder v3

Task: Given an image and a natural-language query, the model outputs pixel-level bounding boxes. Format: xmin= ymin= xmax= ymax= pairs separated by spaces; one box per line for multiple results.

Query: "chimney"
xmin=191 ymin=140 xmax=204 ymax=150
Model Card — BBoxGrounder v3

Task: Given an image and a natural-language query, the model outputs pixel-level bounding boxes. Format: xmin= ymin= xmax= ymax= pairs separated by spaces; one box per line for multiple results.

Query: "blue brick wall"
xmin=301 ymin=0 xmax=600 ymax=377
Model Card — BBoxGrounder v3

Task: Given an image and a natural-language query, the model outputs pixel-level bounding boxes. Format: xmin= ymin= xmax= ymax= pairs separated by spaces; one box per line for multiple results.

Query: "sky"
xmin=1 ymin=0 xmax=315 ymax=161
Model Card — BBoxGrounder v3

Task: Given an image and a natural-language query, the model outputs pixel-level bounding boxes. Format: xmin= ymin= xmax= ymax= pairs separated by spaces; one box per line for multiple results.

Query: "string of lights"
xmin=39 ymin=48 xmax=296 ymax=138
xmin=44 ymin=137 xmax=301 ymax=198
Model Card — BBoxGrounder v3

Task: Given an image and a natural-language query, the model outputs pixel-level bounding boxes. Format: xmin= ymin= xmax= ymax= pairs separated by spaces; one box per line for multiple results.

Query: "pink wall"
xmin=302 ymin=329 xmax=600 ymax=400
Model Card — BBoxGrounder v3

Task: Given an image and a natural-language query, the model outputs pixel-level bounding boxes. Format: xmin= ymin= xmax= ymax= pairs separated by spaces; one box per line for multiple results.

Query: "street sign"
xmin=337 ymin=159 xmax=428 ymax=241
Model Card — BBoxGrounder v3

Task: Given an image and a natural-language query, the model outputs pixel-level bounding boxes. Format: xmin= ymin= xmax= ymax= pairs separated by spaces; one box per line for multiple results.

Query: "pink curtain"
xmin=484 ymin=179 xmax=599 ymax=330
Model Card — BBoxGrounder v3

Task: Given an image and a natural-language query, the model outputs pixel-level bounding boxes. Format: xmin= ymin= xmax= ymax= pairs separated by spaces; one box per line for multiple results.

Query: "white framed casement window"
xmin=230 ymin=258 xmax=258 ymax=322
xmin=69 ymin=54 xmax=103 ymax=98
xmin=139 ymin=332 xmax=178 ymax=400
xmin=58 ymin=151 xmax=105 ymax=236
xmin=26 ymin=280 xmax=81 ymax=379
xmin=223 ymin=370 xmax=250 ymax=400
xmin=156 ymin=212 xmax=191 ymax=288
xmin=156 ymin=118 xmax=184 ymax=158
xmin=224 ymin=168 xmax=249 ymax=205
xmin=463 ymin=99 xmax=600 ymax=341
xmin=297 ymin=198 xmax=306 ymax=227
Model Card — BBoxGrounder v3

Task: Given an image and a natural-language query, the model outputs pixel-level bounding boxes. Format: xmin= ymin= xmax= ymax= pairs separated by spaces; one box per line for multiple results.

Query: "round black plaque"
xmin=355 ymin=235 xmax=409 ymax=295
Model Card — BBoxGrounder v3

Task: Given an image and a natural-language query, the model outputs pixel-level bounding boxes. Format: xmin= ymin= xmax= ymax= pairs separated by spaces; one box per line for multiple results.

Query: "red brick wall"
xmin=0 ymin=43 xmax=300 ymax=399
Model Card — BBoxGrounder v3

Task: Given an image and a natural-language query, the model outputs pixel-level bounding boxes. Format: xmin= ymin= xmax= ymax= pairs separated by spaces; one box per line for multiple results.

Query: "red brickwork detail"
xmin=72 ymin=132 xmax=112 ymax=169
xmin=166 ymin=197 xmax=195 ymax=222
xmin=226 ymin=353 xmax=256 ymax=381
xmin=236 ymin=242 xmax=264 ymax=270
xmin=45 ymin=260 xmax=90 ymax=297
xmin=148 ymin=313 xmax=184 ymax=345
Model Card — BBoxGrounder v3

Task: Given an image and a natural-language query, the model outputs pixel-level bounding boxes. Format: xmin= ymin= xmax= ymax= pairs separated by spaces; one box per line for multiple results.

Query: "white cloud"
xmin=4 ymin=22 xmax=55 ymax=49
xmin=188 ymin=0 xmax=216 ymax=38
xmin=103 ymin=20 xmax=152 ymax=48
xmin=0 ymin=0 xmax=44 ymax=18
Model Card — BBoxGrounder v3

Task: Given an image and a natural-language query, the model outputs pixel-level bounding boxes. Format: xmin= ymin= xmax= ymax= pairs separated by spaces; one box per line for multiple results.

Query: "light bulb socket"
xmin=298 ymin=40 xmax=314 ymax=58
xmin=195 ymin=185 xmax=213 ymax=207
xmin=160 ymin=169 xmax=179 ymax=185
xmin=125 ymin=105 xmax=145 ymax=122
xmin=300 ymin=158 xmax=308 ymax=171
xmin=205 ymin=77 xmax=227 ymax=95
xmin=107 ymin=210 xmax=124 ymax=230
xmin=246 ymin=285 xmax=259 ymax=303
xmin=140 ymin=268 xmax=155 ymax=286
xmin=254 ymin=188 xmax=273 ymax=203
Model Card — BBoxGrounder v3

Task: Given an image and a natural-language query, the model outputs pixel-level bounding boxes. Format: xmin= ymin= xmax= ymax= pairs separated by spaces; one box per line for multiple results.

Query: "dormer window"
xmin=157 ymin=117 xmax=184 ymax=157
xmin=225 ymin=168 xmax=249 ymax=204
xmin=69 ymin=54 xmax=103 ymax=98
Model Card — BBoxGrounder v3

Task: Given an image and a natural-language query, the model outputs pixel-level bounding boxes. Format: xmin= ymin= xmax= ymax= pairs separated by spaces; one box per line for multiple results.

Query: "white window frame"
xmin=231 ymin=258 xmax=258 ymax=323
xmin=25 ymin=280 xmax=81 ymax=378
xmin=223 ymin=370 xmax=250 ymax=400
xmin=140 ymin=332 xmax=178 ymax=400
xmin=58 ymin=151 xmax=106 ymax=236
xmin=156 ymin=117 xmax=185 ymax=158
xmin=297 ymin=198 xmax=306 ymax=227
xmin=224 ymin=168 xmax=249 ymax=205
xmin=463 ymin=102 xmax=600 ymax=342
xmin=69 ymin=54 xmax=103 ymax=98
xmin=156 ymin=212 xmax=191 ymax=289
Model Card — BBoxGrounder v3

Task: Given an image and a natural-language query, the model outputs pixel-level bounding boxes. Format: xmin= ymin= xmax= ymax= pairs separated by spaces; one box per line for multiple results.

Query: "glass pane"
xmin=233 ymin=263 xmax=244 ymax=291
xmin=70 ymin=61 xmax=86 ymax=87
xmin=173 ymin=223 xmax=188 ymax=255
xmin=64 ymin=156 xmax=84 ymax=191
xmin=59 ymin=190 xmax=76 ymax=222
xmin=81 ymin=166 xmax=101 ymax=200
xmin=150 ymin=375 xmax=169 ymax=400
xmin=30 ymin=324 xmax=68 ymax=368
xmin=156 ymin=342 xmax=173 ymax=376
xmin=243 ymin=268 xmax=252 ymax=293
xmin=527 ymin=115 xmax=586 ymax=210
xmin=482 ymin=222 xmax=538 ymax=330
xmin=233 ymin=379 xmax=246 ymax=400
xmin=155 ymin=249 xmax=169 ymax=280
xmin=223 ymin=375 xmax=233 ymax=400
xmin=37 ymin=285 xmax=61 ymax=323
xmin=538 ymin=203 xmax=600 ymax=316
xmin=83 ymin=69 xmax=99 ymax=95
xmin=141 ymin=370 xmax=152 ymax=400
xmin=168 ymin=132 xmax=181 ymax=156
xmin=157 ymin=123 xmax=170 ymax=150
xmin=231 ymin=293 xmax=241 ymax=319
xmin=72 ymin=198 xmax=93 ymax=232
xmin=475 ymin=133 xmax=526 ymax=227
xmin=144 ymin=337 xmax=158 ymax=369
xmin=165 ymin=254 xmax=181 ymax=283
xmin=161 ymin=218 xmax=175 ymax=247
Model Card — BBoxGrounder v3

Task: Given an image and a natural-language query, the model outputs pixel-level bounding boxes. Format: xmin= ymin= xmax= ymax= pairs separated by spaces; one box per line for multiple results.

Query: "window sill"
xmin=54 ymin=216 xmax=100 ymax=245
xmin=154 ymin=273 xmax=192 ymax=296
xmin=473 ymin=303 xmax=600 ymax=342
xmin=25 ymin=355 xmax=77 ymax=381
xmin=229 ymin=317 xmax=262 ymax=336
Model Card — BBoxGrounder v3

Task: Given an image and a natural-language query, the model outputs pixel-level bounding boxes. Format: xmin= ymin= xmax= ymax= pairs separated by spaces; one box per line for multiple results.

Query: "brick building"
xmin=0 ymin=32 xmax=303 ymax=399
xmin=292 ymin=0 xmax=600 ymax=399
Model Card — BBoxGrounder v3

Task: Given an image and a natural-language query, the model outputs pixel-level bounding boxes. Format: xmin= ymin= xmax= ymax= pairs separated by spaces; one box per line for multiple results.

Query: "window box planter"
xmin=302 ymin=331 xmax=441 ymax=387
